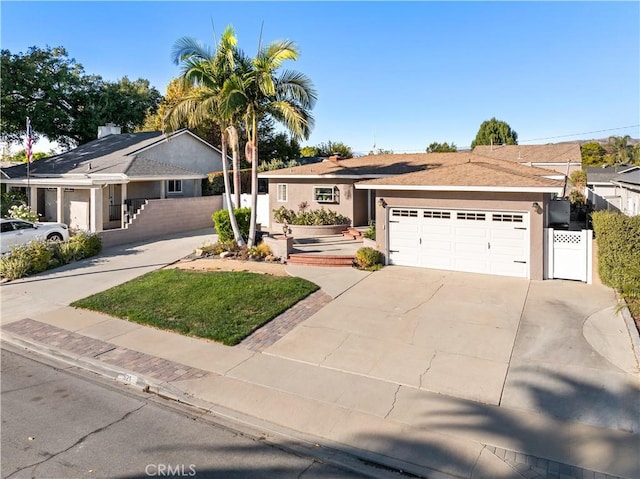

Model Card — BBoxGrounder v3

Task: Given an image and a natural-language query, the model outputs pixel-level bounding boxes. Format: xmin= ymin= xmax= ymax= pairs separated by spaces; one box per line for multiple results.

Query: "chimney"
xmin=97 ymin=123 xmax=122 ymax=139
xmin=328 ymin=154 xmax=343 ymax=162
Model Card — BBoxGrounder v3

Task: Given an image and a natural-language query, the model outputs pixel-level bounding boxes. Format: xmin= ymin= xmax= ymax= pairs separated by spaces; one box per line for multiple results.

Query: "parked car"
xmin=0 ymin=219 xmax=70 ymax=254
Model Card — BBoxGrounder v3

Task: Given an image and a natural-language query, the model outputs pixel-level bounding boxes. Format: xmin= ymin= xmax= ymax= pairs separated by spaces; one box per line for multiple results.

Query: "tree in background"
xmin=426 ymin=141 xmax=457 ymax=153
xmin=259 ymin=131 xmax=301 ymax=163
xmin=607 ymin=135 xmax=633 ymax=166
xmin=301 ymin=140 xmax=353 ymax=158
xmin=1 ymin=46 xmax=161 ymax=148
xmin=580 ymin=142 xmax=606 ymax=166
xmin=470 ymin=117 xmax=518 ymax=149
xmin=2 ymin=149 xmax=52 ymax=163
xmin=368 ymin=148 xmax=394 ymax=155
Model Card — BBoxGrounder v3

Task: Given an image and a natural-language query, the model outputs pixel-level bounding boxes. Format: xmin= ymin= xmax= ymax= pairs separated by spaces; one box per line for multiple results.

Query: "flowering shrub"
xmin=273 ymin=206 xmax=350 ymax=226
xmin=8 ymin=204 xmax=39 ymax=222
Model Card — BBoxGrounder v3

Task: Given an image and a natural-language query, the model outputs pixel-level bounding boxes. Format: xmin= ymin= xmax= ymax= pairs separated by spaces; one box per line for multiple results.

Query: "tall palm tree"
xmin=223 ymin=39 xmax=317 ymax=247
xmin=166 ymin=26 xmax=245 ymax=246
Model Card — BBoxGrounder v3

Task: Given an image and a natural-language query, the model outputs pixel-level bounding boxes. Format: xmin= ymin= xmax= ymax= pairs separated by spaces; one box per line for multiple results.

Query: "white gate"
xmin=545 ymin=229 xmax=593 ymax=283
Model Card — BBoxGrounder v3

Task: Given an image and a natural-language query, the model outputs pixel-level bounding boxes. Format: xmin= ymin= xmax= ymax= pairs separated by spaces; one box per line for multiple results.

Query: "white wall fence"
xmin=544 ymin=229 xmax=593 ymax=284
xmin=222 ymin=193 xmax=270 ymax=228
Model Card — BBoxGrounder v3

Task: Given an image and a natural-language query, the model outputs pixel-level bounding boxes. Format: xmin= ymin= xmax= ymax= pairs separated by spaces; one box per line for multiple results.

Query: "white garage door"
xmin=388 ymin=208 xmax=530 ymax=278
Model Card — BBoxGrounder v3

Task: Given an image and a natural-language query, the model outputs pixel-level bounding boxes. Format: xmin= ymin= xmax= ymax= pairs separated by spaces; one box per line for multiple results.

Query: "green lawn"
xmin=71 ymin=269 xmax=319 ymax=345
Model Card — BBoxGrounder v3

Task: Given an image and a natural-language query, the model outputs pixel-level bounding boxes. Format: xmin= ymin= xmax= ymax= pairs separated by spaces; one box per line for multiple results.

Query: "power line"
xmin=519 ymin=125 xmax=640 ymax=143
xmin=351 ymin=124 xmax=640 ymax=155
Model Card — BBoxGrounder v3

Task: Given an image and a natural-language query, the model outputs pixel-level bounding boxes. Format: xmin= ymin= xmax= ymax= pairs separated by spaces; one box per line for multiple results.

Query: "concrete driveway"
xmin=265 ymin=266 xmax=640 ymax=432
xmin=0 ymin=229 xmax=217 ymax=325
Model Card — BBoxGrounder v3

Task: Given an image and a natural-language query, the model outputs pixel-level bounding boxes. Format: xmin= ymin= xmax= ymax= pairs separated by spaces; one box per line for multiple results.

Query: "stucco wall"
xmin=267 ymin=178 xmax=371 ymax=227
xmin=137 ymin=133 xmax=223 ymax=175
xmin=99 ymin=196 xmax=222 ymax=248
xmin=373 ymin=190 xmax=548 ymax=280
xmin=128 ymin=181 xmax=161 ymax=199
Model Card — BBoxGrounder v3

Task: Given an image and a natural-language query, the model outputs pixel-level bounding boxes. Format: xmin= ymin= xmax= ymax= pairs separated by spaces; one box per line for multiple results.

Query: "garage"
xmin=388 ymin=208 xmax=530 ymax=278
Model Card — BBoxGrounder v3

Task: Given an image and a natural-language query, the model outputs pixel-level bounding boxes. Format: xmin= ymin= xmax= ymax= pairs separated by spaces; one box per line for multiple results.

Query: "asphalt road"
xmin=1 ymin=346 xmax=374 ymax=479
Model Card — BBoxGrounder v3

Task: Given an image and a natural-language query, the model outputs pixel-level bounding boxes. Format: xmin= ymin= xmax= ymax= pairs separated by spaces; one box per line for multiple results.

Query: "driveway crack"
xmin=384 ymin=384 xmax=402 ymax=419
xmin=408 ymin=283 xmax=443 ymax=344
xmin=419 ymin=351 xmax=438 ymax=389
xmin=319 ymin=334 xmax=350 ymax=365
xmin=5 ymin=403 xmax=146 ymax=479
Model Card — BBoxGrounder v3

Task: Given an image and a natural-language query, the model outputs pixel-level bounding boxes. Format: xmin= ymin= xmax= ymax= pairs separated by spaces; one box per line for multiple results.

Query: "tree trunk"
xmin=247 ymin=117 xmax=258 ymax=248
xmin=221 ymin=133 xmax=245 ymax=247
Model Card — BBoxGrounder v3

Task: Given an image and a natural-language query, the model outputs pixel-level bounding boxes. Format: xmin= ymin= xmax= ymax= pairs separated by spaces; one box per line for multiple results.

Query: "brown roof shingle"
xmin=259 ymin=151 xmax=559 ymax=179
xmin=356 ymin=161 xmax=564 ymax=191
xmin=473 ymin=143 xmax=582 ymax=165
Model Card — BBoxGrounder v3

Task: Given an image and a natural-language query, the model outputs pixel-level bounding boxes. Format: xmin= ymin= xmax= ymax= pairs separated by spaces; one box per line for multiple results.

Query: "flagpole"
xmin=26 ymin=117 xmax=31 ymax=207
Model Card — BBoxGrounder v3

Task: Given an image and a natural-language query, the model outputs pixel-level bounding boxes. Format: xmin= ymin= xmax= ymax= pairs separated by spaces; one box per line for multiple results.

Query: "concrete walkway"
xmin=2 ymin=232 xmax=639 ymax=479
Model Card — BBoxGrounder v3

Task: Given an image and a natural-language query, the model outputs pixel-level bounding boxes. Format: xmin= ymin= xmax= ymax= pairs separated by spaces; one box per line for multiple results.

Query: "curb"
xmin=1 ymin=331 xmax=456 ymax=479
xmin=617 ymin=294 xmax=640 ymax=370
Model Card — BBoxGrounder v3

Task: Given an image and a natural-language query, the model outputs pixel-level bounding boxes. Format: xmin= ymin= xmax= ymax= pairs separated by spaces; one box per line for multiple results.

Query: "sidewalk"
xmin=3 ymin=308 xmax=636 ymax=479
xmin=2 ymin=232 xmax=638 ymax=479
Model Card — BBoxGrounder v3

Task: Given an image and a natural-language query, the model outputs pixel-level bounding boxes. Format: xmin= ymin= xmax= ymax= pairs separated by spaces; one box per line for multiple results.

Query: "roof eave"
xmin=355 ymin=184 xmax=564 ymax=194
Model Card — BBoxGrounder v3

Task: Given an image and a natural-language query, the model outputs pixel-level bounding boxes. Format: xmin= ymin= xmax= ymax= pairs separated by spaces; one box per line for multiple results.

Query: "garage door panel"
xmin=388 ymin=208 xmax=530 ymax=278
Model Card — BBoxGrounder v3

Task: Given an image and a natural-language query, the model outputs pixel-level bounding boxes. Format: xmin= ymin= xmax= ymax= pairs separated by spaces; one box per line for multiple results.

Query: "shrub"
xmin=568 ymin=190 xmax=586 ymax=206
xmin=52 ymin=240 xmax=79 ymax=264
xmin=248 ymin=242 xmax=272 ymax=260
xmin=273 ymin=206 xmax=351 ymax=226
xmin=363 ymin=221 xmax=376 ymax=240
xmin=69 ymin=231 xmax=102 ymax=259
xmin=1 ymin=191 xmax=27 ymax=217
xmin=0 ymin=254 xmax=30 ymax=280
xmin=8 ymin=204 xmax=39 ymax=222
xmin=355 ymin=247 xmax=382 ymax=271
xmin=212 ymin=207 xmax=251 ymax=243
xmin=592 ymin=211 xmax=640 ymax=300
xmin=25 ymin=241 xmax=54 ymax=273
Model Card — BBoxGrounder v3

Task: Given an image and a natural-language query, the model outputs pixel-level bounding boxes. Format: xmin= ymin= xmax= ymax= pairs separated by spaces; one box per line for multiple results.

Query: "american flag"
xmin=26 ymin=117 xmax=34 ymax=163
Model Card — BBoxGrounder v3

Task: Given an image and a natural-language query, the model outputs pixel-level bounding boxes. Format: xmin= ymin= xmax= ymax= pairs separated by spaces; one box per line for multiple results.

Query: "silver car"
xmin=0 ymin=219 xmax=70 ymax=254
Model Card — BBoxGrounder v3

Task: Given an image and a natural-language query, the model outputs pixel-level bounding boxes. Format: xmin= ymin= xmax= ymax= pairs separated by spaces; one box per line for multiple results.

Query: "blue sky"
xmin=2 ymin=1 xmax=639 ymax=154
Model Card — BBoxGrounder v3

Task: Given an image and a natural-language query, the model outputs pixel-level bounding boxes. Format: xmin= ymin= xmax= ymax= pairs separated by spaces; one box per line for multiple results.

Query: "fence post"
xmin=586 ymin=229 xmax=593 ymax=284
xmin=544 ymin=228 xmax=554 ymax=280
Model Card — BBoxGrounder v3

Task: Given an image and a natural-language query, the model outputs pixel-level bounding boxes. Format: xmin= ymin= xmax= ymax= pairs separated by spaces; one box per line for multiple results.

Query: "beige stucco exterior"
xmin=267 ymin=178 xmax=374 ymax=227
xmin=371 ymin=190 xmax=551 ymax=280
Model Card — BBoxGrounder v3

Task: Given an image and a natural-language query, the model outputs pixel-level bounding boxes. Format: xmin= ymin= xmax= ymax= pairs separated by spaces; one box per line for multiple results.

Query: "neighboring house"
xmin=611 ymin=167 xmax=640 ymax=216
xmin=1 ymin=126 xmax=224 ymax=233
xmin=584 ymin=166 xmax=630 ymax=212
xmin=259 ymin=151 xmax=564 ymax=280
xmin=473 ymin=142 xmax=582 ymax=177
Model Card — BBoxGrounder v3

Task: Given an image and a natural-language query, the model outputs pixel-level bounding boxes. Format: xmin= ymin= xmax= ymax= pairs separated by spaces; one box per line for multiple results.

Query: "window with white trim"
xmin=277 ymin=184 xmax=288 ymax=202
xmin=167 ymin=180 xmax=182 ymax=194
xmin=313 ymin=186 xmax=338 ymax=203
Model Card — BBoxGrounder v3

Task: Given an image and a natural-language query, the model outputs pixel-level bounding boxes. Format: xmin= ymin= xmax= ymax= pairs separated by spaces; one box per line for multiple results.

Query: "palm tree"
xmin=166 ymin=26 xmax=245 ymax=246
xmin=223 ymin=39 xmax=317 ymax=247
xmin=608 ymin=135 xmax=632 ymax=166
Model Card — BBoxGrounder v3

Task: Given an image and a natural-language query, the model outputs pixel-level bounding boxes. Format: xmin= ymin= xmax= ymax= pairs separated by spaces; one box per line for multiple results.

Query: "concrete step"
xmin=287 ymin=254 xmax=355 ymax=267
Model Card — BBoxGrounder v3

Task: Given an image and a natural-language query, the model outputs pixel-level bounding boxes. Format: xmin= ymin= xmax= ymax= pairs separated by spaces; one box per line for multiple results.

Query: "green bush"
xmin=0 ymin=254 xmax=30 ymax=280
xmin=273 ymin=206 xmax=351 ymax=226
xmin=363 ymin=221 xmax=376 ymax=240
xmin=212 ymin=207 xmax=251 ymax=243
xmin=1 ymin=191 xmax=27 ymax=218
xmin=69 ymin=231 xmax=102 ymax=259
xmin=0 ymin=231 xmax=102 ymax=280
xmin=592 ymin=211 xmax=640 ymax=299
xmin=355 ymin=247 xmax=382 ymax=271
xmin=8 ymin=204 xmax=39 ymax=222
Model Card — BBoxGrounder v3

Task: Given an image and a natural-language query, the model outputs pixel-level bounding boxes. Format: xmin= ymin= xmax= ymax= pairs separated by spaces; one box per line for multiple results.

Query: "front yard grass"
xmin=71 ymin=269 xmax=319 ymax=346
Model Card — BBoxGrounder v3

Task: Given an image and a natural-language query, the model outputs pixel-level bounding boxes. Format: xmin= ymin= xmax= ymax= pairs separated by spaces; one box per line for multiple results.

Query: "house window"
xmin=167 ymin=180 xmax=182 ymax=194
xmin=457 ymin=212 xmax=486 ymax=221
xmin=277 ymin=184 xmax=288 ymax=202
xmin=314 ymin=186 xmax=338 ymax=203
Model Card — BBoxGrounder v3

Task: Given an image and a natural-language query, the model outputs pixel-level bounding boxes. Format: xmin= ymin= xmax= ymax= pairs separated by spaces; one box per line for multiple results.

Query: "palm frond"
xmin=171 ymin=37 xmax=213 ymax=65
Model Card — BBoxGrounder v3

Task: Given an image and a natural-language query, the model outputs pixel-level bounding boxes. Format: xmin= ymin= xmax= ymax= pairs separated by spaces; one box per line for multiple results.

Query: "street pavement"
xmin=1 ymin=345 xmax=374 ymax=479
xmin=1 ymin=231 xmax=639 ymax=479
